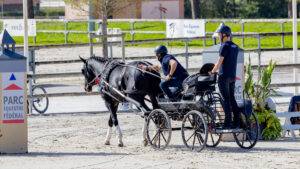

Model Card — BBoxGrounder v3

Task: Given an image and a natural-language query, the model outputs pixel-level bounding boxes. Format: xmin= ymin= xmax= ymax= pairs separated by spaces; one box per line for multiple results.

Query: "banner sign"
xmin=166 ymin=19 xmax=205 ymax=38
xmin=3 ymin=19 xmax=36 ymax=37
xmin=2 ymin=73 xmax=25 ymax=124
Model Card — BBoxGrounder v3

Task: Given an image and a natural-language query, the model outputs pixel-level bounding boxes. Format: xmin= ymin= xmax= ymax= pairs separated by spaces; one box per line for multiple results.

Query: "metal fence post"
xmin=257 ymin=34 xmax=262 ymax=81
xmin=281 ymin=22 xmax=285 ymax=48
xmin=28 ymin=76 xmax=33 ymax=115
xmin=108 ymin=42 xmax=113 ymax=58
xmin=130 ymin=21 xmax=135 ymax=42
xmin=28 ymin=49 xmax=34 ymax=115
xmin=121 ymin=33 xmax=125 ymax=62
xmin=89 ymin=33 xmax=94 ymax=57
xmin=28 ymin=49 xmax=36 ymax=83
xmin=33 ymin=36 xmax=37 ymax=45
xmin=184 ymin=39 xmax=189 ymax=69
xmin=241 ymin=21 xmax=245 ymax=48
xmin=64 ymin=20 xmax=69 ymax=44
xmin=203 ymin=21 xmax=206 ymax=47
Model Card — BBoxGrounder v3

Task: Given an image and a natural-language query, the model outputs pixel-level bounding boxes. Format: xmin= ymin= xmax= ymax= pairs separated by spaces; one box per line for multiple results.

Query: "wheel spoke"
xmin=186 ymin=132 xmax=196 ymax=143
xmin=241 ymin=133 xmax=245 ymax=146
xmin=150 ymin=130 xmax=159 ymax=143
xmin=187 ymin=116 xmax=193 ymax=126
xmin=192 ymin=132 xmax=196 ymax=150
xmin=150 ymin=116 xmax=160 ymax=129
xmin=195 ymin=134 xmax=201 ymax=145
xmin=210 ymin=133 xmax=215 ymax=144
xmin=197 ymin=133 xmax=205 ymax=144
xmin=158 ymin=131 xmax=161 ymax=148
xmin=246 ymin=132 xmax=253 ymax=145
xmin=161 ymin=132 xmax=167 ymax=144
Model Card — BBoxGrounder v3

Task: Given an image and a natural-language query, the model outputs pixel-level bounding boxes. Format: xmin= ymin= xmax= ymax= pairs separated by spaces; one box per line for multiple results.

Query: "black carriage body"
xmin=183 ymin=73 xmax=216 ymax=95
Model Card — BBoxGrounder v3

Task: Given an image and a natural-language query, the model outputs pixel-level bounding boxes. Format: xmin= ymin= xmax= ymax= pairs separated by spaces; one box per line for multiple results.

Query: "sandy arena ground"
xmin=1 ymin=47 xmax=299 ymax=168
xmin=0 ymin=113 xmax=299 ymax=169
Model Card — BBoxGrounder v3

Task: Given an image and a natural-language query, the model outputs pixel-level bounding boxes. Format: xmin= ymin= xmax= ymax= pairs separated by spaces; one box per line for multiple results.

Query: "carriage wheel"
xmin=201 ymin=93 xmax=223 ymax=147
xmin=181 ymin=110 xmax=208 ymax=152
xmin=204 ymin=108 xmax=222 ymax=147
xmin=32 ymin=86 xmax=49 ymax=114
xmin=146 ymin=109 xmax=172 ymax=149
xmin=233 ymin=112 xmax=259 ymax=149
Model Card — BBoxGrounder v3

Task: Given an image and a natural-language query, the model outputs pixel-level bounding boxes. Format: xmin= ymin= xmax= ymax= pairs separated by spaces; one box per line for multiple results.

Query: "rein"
xmin=116 ymin=63 xmax=166 ymax=80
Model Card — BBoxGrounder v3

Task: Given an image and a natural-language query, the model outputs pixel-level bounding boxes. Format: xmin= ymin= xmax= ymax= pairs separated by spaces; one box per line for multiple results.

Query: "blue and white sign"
xmin=3 ymin=19 xmax=36 ymax=37
xmin=166 ymin=19 xmax=205 ymax=38
xmin=1 ymin=73 xmax=25 ymax=124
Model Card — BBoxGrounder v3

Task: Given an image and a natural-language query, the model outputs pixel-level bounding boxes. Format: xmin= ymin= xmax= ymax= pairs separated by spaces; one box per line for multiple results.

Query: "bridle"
xmin=84 ymin=61 xmax=110 ymax=91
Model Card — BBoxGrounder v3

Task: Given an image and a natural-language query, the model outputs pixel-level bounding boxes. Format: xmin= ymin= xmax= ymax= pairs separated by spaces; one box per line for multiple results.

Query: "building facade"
xmin=1 ymin=0 xmax=40 ymax=12
xmin=65 ymin=0 xmax=184 ymax=20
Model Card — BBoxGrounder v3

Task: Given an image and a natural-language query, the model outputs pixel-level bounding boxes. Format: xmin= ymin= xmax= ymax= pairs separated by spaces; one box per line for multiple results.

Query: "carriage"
xmin=80 ymin=56 xmax=259 ymax=152
xmin=143 ymin=63 xmax=260 ymax=152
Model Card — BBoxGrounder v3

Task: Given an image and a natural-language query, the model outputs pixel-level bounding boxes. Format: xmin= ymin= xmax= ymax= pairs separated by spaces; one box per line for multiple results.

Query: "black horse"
xmin=80 ymin=56 xmax=161 ymax=147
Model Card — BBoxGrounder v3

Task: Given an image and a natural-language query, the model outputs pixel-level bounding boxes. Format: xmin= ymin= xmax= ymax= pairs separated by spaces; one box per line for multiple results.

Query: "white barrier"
xmin=276 ymin=112 xmax=300 ymax=139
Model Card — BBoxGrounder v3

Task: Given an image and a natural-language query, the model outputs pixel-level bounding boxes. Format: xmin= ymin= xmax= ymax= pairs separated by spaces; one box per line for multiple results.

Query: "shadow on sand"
xmin=0 ymin=151 xmax=130 ymax=157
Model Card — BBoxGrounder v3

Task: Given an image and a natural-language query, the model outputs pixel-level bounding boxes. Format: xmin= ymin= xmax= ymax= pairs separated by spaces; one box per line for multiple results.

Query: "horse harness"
xmin=89 ymin=59 xmax=125 ymax=96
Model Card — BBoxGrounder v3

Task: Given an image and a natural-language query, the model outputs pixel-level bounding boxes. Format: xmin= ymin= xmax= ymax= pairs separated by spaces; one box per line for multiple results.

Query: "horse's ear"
xmin=79 ymin=56 xmax=87 ymax=64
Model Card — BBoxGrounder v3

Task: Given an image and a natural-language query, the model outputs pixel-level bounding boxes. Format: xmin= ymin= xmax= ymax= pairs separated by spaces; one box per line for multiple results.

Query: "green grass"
xmin=2 ymin=21 xmax=300 ymax=49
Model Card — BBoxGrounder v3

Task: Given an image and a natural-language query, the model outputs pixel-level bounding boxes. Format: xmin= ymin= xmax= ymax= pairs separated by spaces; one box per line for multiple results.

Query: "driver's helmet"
xmin=212 ymin=23 xmax=232 ymax=38
xmin=154 ymin=45 xmax=168 ymax=55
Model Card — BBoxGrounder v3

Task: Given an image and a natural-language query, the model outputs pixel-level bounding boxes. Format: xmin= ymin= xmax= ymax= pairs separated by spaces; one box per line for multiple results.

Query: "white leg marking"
xmin=116 ymin=125 xmax=124 ymax=147
xmin=104 ymin=127 xmax=112 ymax=145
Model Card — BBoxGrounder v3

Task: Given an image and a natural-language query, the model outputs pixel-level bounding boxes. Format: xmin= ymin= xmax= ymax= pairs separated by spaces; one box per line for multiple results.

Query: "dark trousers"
xmin=160 ymin=79 xmax=183 ymax=99
xmin=218 ymin=76 xmax=241 ymax=127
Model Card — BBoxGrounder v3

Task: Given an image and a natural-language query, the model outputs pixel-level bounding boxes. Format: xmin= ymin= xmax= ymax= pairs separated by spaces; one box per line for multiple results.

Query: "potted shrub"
xmin=244 ymin=59 xmax=282 ymax=140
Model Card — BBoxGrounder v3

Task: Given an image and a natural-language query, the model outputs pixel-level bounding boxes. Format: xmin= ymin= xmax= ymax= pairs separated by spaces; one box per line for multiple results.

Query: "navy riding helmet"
xmin=154 ymin=45 xmax=168 ymax=55
xmin=217 ymin=25 xmax=232 ymax=36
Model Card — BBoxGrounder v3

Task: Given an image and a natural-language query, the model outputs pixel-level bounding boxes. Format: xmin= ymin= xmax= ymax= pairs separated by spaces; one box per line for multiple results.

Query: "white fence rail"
xmin=276 ymin=112 xmax=300 ymax=139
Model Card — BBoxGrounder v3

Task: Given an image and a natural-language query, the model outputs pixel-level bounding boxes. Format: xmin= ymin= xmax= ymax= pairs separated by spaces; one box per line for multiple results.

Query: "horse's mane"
xmin=90 ymin=56 xmax=109 ymax=63
xmin=90 ymin=56 xmax=118 ymax=63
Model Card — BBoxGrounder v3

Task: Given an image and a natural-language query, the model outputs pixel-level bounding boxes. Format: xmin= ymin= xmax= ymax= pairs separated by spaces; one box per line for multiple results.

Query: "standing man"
xmin=210 ymin=25 xmax=241 ymax=129
xmin=139 ymin=45 xmax=189 ymax=101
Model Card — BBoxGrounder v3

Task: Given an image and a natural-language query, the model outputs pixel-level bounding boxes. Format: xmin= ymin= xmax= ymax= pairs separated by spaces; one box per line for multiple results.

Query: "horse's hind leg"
xmin=130 ymin=94 xmax=150 ymax=147
xmin=112 ymin=112 xmax=124 ymax=147
xmin=149 ymin=93 xmax=159 ymax=109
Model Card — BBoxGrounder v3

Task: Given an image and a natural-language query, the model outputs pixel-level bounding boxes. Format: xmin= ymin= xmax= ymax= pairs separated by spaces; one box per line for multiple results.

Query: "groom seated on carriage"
xmin=139 ymin=45 xmax=189 ymax=101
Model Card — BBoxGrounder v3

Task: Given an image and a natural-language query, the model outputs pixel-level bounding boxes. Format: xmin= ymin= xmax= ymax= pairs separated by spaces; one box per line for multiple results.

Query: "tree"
xmin=28 ymin=0 xmax=35 ymax=18
xmin=189 ymin=0 xmax=200 ymax=19
xmin=189 ymin=0 xmax=195 ymax=19
xmin=288 ymin=0 xmax=293 ymax=18
xmin=64 ymin=0 xmax=137 ymax=58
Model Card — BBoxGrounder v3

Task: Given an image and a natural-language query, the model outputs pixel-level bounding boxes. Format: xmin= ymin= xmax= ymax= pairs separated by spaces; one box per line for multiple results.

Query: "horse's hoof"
xmin=118 ymin=143 xmax=124 ymax=147
xmin=104 ymin=141 xmax=110 ymax=145
xmin=143 ymin=140 xmax=148 ymax=147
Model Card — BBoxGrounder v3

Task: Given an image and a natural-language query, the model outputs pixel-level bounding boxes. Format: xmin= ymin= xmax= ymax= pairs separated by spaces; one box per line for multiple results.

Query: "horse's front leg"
xmin=111 ymin=110 xmax=123 ymax=147
xmin=104 ymin=116 xmax=113 ymax=145
xmin=115 ymin=122 xmax=124 ymax=147
xmin=105 ymin=99 xmax=123 ymax=147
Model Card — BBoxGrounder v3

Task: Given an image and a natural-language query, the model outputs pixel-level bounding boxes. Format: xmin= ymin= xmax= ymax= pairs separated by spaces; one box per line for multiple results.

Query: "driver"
xmin=139 ymin=45 xmax=189 ymax=101
xmin=210 ymin=24 xmax=241 ymax=129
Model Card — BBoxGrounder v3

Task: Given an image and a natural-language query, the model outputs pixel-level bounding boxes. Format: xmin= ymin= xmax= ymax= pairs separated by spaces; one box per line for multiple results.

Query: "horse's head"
xmin=80 ymin=56 xmax=95 ymax=92
xmin=80 ymin=56 xmax=109 ymax=92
